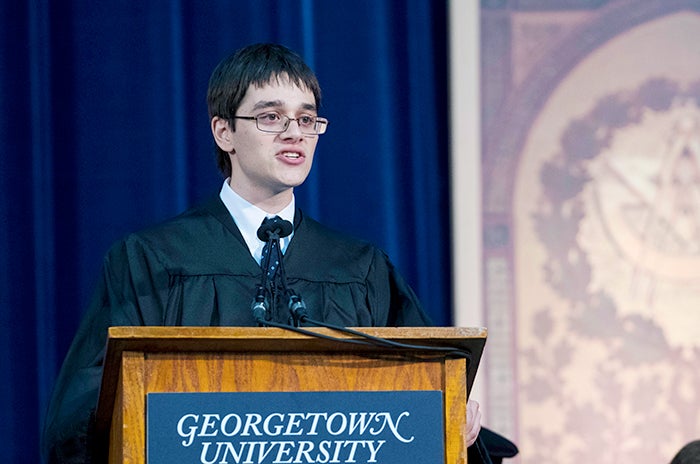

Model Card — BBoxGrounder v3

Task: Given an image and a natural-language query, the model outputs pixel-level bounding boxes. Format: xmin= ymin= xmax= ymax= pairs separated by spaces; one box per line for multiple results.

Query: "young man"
xmin=42 ymin=43 xmax=484 ymax=463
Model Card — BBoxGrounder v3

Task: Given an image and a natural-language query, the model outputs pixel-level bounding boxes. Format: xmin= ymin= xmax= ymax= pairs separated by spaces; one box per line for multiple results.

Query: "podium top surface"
xmin=106 ymin=325 xmax=486 ymax=351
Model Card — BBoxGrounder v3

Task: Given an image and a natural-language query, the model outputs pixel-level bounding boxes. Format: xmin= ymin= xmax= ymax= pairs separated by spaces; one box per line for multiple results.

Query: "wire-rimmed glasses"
xmin=234 ymin=112 xmax=329 ymax=135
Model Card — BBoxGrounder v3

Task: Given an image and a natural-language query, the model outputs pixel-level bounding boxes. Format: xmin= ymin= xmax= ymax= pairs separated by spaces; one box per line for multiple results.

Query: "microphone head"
xmin=251 ymin=285 xmax=268 ymax=322
xmin=288 ymin=291 xmax=308 ymax=323
xmin=257 ymin=216 xmax=293 ymax=241
xmin=251 ymin=300 xmax=267 ymax=322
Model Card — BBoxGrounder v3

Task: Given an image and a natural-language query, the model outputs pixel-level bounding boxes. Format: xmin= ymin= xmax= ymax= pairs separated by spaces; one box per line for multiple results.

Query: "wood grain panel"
xmin=109 ymin=351 xmax=145 ymax=464
xmin=444 ymin=357 xmax=468 ymax=464
xmin=144 ymin=352 xmax=444 ymax=392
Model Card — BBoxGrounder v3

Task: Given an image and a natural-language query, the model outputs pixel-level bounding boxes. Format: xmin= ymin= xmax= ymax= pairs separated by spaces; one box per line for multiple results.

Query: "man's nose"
xmin=281 ymin=118 xmax=304 ymax=138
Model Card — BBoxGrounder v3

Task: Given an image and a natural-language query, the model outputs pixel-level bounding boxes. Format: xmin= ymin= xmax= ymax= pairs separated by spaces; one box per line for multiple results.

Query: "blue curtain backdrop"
xmin=0 ymin=1 xmax=452 ymax=462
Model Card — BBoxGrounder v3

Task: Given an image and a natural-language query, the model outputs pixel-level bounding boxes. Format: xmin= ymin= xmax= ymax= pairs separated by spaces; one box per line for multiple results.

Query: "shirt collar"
xmin=219 ymin=180 xmax=295 ymax=264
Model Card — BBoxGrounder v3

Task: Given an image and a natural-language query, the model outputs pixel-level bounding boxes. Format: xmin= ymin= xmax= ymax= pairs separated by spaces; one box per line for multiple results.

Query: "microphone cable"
xmin=290 ymin=300 xmax=472 ymax=366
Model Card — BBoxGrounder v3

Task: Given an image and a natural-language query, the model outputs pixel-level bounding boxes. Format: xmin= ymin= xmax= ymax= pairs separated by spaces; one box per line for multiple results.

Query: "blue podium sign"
xmin=147 ymin=390 xmax=444 ymax=464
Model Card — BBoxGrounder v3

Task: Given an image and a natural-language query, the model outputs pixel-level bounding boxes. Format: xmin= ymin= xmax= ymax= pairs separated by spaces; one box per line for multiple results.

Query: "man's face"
xmin=226 ymin=78 xmax=319 ymax=205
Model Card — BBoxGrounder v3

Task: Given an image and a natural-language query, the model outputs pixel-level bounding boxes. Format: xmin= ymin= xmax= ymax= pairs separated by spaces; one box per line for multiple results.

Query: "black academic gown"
xmin=42 ymin=196 xmax=432 ymax=463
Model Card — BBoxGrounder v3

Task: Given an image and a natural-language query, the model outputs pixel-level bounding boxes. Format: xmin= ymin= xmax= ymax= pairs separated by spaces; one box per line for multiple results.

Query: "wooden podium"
xmin=95 ymin=326 xmax=486 ymax=464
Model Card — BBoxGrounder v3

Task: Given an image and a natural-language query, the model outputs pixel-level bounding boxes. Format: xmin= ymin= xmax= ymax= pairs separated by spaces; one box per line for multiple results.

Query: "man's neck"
xmin=227 ymin=180 xmax=294 ymax=214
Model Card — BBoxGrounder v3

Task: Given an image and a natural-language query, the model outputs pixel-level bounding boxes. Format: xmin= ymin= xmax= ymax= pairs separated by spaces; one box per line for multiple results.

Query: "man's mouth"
xmin=281 ymin=152 xmax=302 ymax=159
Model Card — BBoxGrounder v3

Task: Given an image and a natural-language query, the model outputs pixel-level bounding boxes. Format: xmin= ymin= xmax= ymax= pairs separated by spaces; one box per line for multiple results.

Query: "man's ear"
xmin=211 ymin=116 xmax=235 ymax=153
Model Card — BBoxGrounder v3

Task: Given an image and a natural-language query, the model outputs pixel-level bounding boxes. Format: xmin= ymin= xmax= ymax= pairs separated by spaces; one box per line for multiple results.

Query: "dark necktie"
xmin=260 ymin=238 xmax=281 ymax=280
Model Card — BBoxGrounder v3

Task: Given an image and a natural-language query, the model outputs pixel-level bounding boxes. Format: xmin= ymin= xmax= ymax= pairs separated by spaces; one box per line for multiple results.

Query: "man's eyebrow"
xmin=251 ymin=100 xmax=283 ymax=111
xmin=251 ymin=100 xmax=317 ymax=112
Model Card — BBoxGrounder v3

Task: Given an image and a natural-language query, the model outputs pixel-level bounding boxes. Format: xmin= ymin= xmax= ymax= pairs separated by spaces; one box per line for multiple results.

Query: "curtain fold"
xmin=0 ymin=1 xmax=451 ymax=462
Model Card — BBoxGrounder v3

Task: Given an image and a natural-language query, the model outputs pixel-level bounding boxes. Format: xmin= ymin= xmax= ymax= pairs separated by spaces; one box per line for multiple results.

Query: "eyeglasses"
xmin=234 ymin=112 xmax=329 ymax=135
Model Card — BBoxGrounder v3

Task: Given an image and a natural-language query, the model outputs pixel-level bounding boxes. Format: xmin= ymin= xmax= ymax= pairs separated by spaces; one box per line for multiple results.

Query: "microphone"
xmin=251 ymin=216 xmax=294 ymax=325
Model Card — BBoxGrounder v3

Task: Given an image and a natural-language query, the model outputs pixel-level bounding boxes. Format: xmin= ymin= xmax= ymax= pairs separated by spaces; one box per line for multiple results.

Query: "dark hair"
xmin=671 ymin=440 xmax=700 ymax=464
xmin=207 ymin=43 xmax=322 ymax=177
